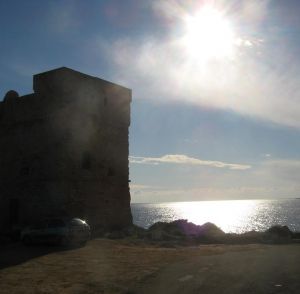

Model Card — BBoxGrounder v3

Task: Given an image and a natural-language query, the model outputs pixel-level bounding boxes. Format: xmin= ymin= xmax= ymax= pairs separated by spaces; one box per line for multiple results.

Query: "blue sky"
xmin=1 ymin=0 xmax=300 ymax=202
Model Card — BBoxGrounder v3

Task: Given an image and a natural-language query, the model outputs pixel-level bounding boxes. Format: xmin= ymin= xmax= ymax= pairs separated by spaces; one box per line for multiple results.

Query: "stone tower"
xmin=0 ymin=67 xmax=132 ymax=234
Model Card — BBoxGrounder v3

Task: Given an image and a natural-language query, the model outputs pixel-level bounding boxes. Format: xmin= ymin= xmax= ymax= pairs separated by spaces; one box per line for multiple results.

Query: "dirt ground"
xmin=0 ymin=239 xmax=299 ymax=294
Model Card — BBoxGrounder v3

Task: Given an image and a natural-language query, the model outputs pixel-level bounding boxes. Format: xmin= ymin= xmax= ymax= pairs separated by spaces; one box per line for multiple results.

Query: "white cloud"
xmin=130 ymin=158 xmax=300 ymax=202
xmin=129 ymin=184 xmax=154 ymax=190
xmin=130 ymin=154 xmax=251 ymax=170
xmin=98 ymin=0 xmax=300 ymax=129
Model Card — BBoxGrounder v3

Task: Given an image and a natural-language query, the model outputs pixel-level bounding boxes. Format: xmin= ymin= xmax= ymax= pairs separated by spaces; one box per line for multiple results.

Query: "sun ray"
xmin=182 ymin=6 xmax=236 ymax=62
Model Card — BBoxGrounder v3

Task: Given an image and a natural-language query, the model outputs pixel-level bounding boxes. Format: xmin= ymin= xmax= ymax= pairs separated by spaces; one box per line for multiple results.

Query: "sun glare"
xmin=183 ymin=7 xmax=235 ymax=62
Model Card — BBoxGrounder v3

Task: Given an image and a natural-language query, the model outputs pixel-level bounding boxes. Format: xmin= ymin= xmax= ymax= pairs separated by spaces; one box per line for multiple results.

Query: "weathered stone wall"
xmin=0 ymin=67 xmax=132 ymax=233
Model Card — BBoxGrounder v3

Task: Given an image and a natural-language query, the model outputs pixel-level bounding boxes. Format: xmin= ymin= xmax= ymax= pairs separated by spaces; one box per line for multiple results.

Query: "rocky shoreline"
xmin=105 ymin=219 xmax=300 ymax=246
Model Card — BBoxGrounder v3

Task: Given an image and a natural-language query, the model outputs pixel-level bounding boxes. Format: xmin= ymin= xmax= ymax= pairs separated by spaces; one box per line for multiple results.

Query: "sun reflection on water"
xmin=168 ymin=200 xmax=259 ymax=233
xmin=131 ymin=199 xmax=300 ymax=233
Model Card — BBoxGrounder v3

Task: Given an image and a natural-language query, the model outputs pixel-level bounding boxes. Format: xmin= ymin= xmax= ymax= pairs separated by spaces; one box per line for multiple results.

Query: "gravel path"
xmin=1 ymin=240 xmax=299 ymax=294
xmin=132 ymin=244 xmax=300 ymax=294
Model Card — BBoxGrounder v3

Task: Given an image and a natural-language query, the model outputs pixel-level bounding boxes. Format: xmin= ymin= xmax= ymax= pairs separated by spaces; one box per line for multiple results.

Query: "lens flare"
xmin=182 ymin=6 xmax=235 ymax=62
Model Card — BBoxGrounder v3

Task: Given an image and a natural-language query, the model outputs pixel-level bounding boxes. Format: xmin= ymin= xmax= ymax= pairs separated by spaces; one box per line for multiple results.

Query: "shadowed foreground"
xmin=133 ymin=244 xmax=300 ymax=294
xmin=0 ymin=239 xmax=299 ymax=294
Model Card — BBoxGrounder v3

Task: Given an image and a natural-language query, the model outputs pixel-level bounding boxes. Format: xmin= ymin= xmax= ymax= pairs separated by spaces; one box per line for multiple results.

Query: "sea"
xmin=131 ymin=199 xmax=300 ymax=233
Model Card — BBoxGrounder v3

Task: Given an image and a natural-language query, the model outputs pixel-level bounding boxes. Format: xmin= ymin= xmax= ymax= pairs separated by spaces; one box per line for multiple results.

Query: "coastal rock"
xmin=223 ymin=231 xmax=264 ymax=244
xmin=147 ymin=219 xmax=225 ymax=243
xmin=264 ymin=225 xmax=292 ymax=243
xmin=101 ymin=219 xmax=300 ymax=246
xmin=266 ymin=225 xmax=292 ymax=237
xmin=291 ymin=232 xmax=300 ymax=239
xmin=123 ymin=224 xmax=147 ymax=238
xmin=197 ymin=222 xmax=225 ymax=237
xmin=149 ymin=221 xmax=185 ymax=236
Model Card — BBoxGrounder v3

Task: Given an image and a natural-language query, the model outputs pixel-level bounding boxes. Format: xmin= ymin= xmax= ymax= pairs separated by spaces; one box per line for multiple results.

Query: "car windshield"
xmin=47 ymin=219 xmax=65 ymax=228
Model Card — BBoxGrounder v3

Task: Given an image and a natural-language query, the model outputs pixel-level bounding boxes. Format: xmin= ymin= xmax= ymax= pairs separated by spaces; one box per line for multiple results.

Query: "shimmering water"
xmin=131 ymin=199 xmax=300 ymax=233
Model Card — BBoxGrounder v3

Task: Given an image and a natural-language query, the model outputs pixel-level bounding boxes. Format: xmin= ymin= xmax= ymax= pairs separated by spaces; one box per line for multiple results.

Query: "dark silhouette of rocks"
xmin=264 ymin=225 xmax=293 ymax=243
xmin=101 ymin=220 xmax=300 ymax=246
xmin=148 ymin=219 xmax=225 ymax=243
xmin=0 ymin=67 xmax=132 ymax=236
xmin=265 ymin=225 xmax=292 ymax=238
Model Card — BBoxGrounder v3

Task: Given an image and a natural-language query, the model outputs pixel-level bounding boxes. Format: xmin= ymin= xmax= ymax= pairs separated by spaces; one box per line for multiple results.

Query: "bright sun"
xmin=183 ymin=7 xmax=235 ymax=62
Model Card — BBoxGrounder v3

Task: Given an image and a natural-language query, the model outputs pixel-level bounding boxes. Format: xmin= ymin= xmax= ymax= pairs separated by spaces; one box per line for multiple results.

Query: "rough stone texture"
xmin=0 ymin=67 xmax=132 ymax=233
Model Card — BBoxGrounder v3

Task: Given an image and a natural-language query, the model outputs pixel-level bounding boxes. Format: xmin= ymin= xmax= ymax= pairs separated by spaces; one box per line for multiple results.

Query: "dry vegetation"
xmin=0 ymin=239 xmax=299 ymax=294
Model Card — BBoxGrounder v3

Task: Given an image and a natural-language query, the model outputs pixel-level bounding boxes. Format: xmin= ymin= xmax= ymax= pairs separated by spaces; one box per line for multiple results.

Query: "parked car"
xmin=21 ymin=217 xmax=90 ymax=246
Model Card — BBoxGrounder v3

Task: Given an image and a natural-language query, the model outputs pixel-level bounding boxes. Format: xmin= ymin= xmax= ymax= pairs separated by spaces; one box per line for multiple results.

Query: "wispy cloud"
xmin=98 ymin=0 xmax=300 ymax=129
xmin=130 ymin=184 xmax=154 ymax=190
xmin=130 ymin=158 xmax=300 ymax=202
xmin=130 ymin=154 xmax=251 ymax=170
